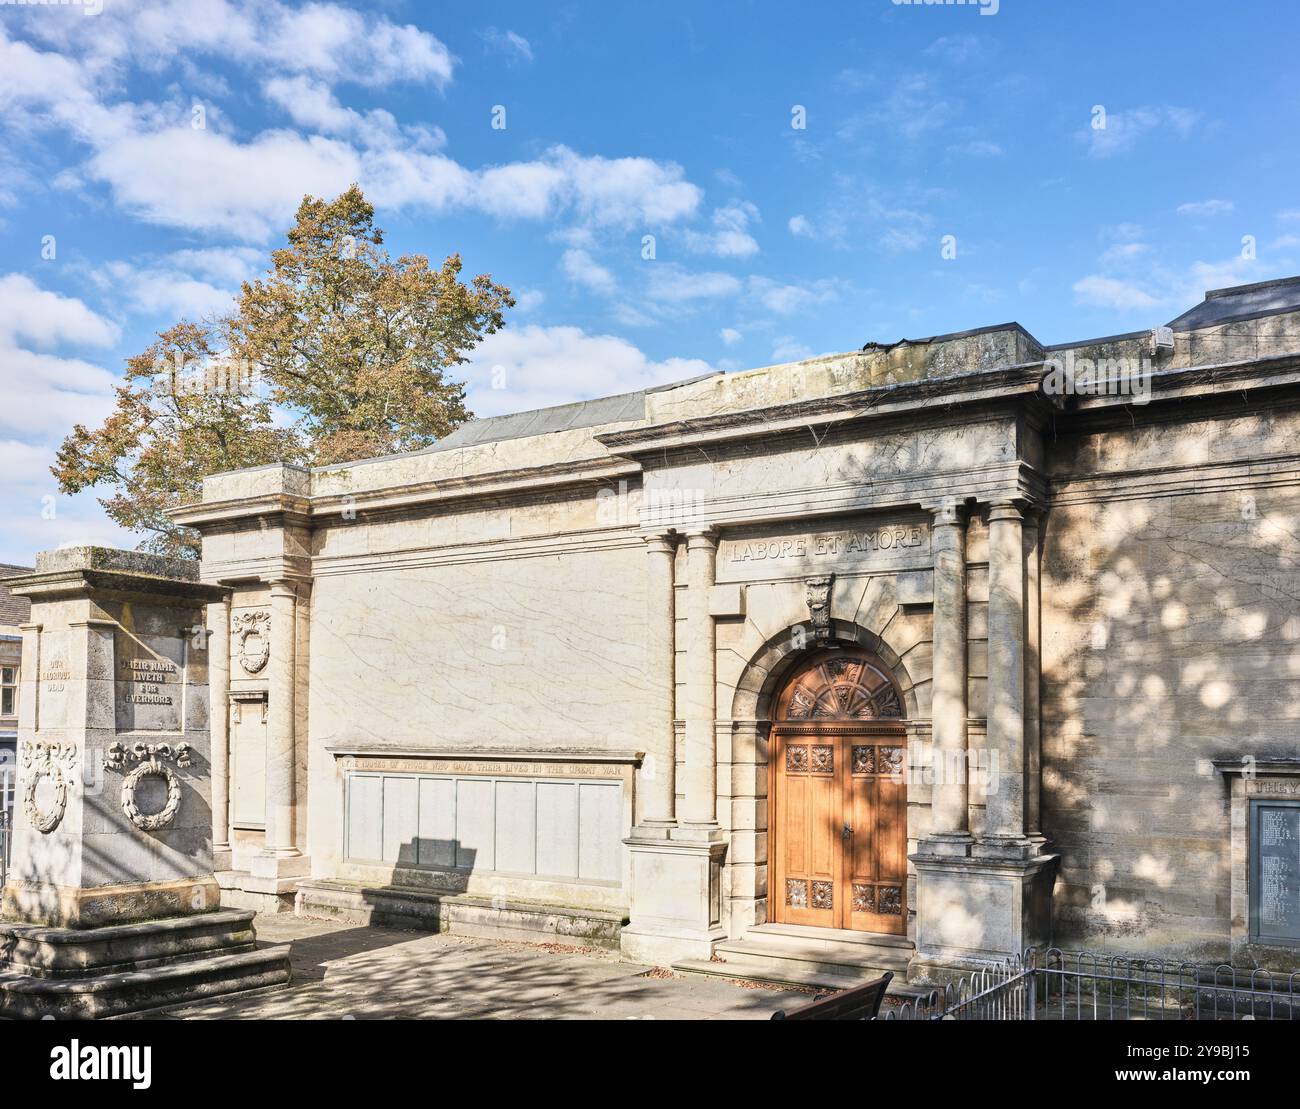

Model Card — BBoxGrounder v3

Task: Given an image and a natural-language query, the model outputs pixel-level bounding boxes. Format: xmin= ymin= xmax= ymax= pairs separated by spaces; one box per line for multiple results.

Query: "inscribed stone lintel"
xmin=333 ymin=748 xmax=641 ymax=781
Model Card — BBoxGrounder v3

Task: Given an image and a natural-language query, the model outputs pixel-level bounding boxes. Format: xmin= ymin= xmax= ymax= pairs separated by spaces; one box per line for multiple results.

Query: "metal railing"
xmin=0 ymin=808 xmax=10 ymax=886
xmin=883 ymin=952 xmax=1036 ymax=1020
xmin=882 ymin=947 xmax=1300 ymax=1021
xmin=1037 ymin=947 xmax=1299 ymax=1021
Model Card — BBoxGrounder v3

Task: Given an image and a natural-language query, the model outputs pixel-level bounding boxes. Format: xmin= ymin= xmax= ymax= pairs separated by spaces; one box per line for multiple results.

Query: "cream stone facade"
xmin=168 ymin=276 xmax=1300 ymax=980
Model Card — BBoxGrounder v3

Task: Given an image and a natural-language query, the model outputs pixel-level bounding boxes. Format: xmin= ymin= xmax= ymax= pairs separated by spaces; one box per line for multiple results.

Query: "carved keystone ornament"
xmin=105 ymin=741 xmax=192 ymax=832
xmin=804 ymin=574 xmax=834 ymax=643
xmin=21 ymin=741 xmax=78 ymax=834
xmin=232 ymin=610 xmax=271 ymax=675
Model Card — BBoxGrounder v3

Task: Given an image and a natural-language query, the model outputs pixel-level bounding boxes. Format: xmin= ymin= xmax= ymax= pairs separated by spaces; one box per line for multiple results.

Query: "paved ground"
xmin=159 ymin=915 xmax=814 ymax=1020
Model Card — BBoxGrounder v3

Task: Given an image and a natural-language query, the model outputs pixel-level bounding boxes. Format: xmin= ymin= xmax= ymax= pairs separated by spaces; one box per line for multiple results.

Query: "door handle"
xmin=842 ymin=823 xmax=853 ymax=840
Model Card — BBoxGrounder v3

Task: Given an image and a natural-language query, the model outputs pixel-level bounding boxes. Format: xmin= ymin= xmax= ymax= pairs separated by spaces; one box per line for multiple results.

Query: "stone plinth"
xmin=621 ymin=829 xmax=727 ymax=964
xmin=910 ymin=849 xmax=1057 ymax=978
xmin=0 ymin=548 xmax=290 ymax=1018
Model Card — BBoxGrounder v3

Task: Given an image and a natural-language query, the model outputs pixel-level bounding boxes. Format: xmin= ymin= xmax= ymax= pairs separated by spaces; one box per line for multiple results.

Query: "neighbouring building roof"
xmin=0 ymin=564 xmax=32 ymax=629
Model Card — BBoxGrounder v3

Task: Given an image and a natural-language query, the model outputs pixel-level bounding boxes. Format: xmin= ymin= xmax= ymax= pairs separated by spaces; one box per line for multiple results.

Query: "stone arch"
xmin=730 ymin=618 xmax=919 ymax=724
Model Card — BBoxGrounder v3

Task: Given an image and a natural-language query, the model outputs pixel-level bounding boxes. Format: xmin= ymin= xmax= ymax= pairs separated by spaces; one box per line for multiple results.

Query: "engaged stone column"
xmin=1023 ymin=510 xmax=1044 ymax=841
xmin=638 ymin=532 xmax=677 ymax=829
xmin=680 ymin=527 xmax=718 ymax=829
xmin=261 ymin=579 xmax=300 ymax=860
xmin=980 ymin=500 xmax=1028 ymax=852
xmin=925 ymin=499 xmax=971 ymax=853
xmin=208 ymin=596 xmax=233 ymax=871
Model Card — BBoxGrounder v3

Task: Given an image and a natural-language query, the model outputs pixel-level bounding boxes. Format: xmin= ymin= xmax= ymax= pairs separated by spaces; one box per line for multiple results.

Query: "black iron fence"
xmin=0 ymin=807 xmax=10 ymax=887
xmin=883 ymin=947 xmax=1300 ymax=1021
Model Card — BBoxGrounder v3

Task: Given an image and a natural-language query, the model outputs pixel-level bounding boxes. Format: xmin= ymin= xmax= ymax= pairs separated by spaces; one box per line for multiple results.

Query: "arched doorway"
xmin=769 ymin=649 xmax=908 ymax=935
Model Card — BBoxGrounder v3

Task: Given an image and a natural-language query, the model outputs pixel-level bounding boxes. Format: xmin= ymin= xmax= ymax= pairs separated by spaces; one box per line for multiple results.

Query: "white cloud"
xmin=0 ymin=273 xmax=128 ymax=562
xmin=0 ymin=273 xmax=119 ymax=350
xmin=948 ymin=140 xmax=1003 ymax=158
xmin=13 ymin=0 xmax=456 ymax=90
xmin=646 ymin=266 xmax=742 ymax=305
xmin=748 ymin=276 xmax=841 ymax=315
xmin=481 ymin=28 xmax=533 ymax=64
xmin=788 ymin=214 xmax=812 ymax=237
xmin=1082 ymin=106 xmax=1200 ymax=158
xmin=1072 ymin=275 xmax=1163 ymax=310
xmin=91 ymin=246 xmax=263 ymax=319
xmin=561 ymin=249 xmax=617 ymax=296
xmin=683 ymin=202 xmax=760 ymax=258
xmin=0 ymin=26 xmax=702 ymax=242
xmin=462 ymin=325 xmax=712 ymax=416
xmin=1177 ymin=199 xmax=1234 ymax=218
xmin=720 ymin=328 xmax=742 ymax=346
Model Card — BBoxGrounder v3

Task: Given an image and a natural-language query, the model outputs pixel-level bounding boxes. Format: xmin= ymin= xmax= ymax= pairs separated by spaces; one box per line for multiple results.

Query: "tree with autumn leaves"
xmin=54 ymin=186 xmax=513 ymax=557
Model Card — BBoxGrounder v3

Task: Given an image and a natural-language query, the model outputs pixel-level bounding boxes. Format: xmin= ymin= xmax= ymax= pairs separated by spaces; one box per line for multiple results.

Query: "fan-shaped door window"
xmin=776 ymin=655 xmax=903 ymax=721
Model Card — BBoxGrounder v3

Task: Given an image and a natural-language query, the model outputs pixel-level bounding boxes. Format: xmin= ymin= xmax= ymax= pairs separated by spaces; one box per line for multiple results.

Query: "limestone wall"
xmin=1041 ymin=403 xmax=1300 ymax=957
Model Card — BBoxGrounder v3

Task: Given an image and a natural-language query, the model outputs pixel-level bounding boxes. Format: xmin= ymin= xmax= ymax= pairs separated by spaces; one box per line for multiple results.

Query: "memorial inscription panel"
xmin=1251 ymin=799 xmax=1300 ymax=945
xmin=114 ymin=632 xmax=185 ymax=733
xmin=717 ymin=519 xmax=931 ymax=583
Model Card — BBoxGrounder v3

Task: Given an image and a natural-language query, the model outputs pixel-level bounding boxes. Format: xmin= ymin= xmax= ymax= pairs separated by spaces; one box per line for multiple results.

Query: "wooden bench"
xmin=770 ymin=971 xmax=894 ymax=1020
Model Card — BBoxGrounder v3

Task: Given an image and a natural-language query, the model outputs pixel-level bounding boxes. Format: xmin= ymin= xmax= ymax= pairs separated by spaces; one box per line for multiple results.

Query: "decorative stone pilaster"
xmin=919 ymin=498 xmax=971 ymax=857
xmin=910 ymin=501 xmax=1057 ymax=977
xmin=622 ymin=528 xmax=726 ymax=965
xmin=634 ymin=532 xmax=677 ymax=833
xmin=208 ymin=595 xmax=233 ymax=871
xmin=249 ymin=579 xmax=309 ymax=884
xmin=1023 ymin=509 xmax=1045 ymax=844
xmin=978 ymin=499 xmax=1028 ymax=855
xmin=679 ymin=527 xmax=719 ymax=830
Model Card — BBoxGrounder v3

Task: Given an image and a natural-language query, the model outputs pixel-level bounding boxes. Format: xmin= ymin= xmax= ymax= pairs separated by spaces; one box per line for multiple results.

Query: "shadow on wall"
xmin=1042 ymin=478 xmax=1300 ymax=957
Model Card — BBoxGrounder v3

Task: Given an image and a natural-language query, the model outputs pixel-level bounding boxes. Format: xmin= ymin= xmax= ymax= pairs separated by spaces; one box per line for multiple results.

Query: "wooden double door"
xmin=769 ymin=652 xmax=908 ymax=935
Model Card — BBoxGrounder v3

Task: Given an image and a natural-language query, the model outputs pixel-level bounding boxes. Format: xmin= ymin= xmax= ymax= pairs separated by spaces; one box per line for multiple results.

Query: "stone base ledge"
xmin=216 ymin=871 xmax=298 ymax=915
xmin=295 ymin=878 xmax=629 ymax=950
xmin=0 ymin=908 xmax=257 ymax=979
xmin=0 ymin=946 xmax=291 ymax=1020
xmin=2 ymin=876 xmax=221 ymax=929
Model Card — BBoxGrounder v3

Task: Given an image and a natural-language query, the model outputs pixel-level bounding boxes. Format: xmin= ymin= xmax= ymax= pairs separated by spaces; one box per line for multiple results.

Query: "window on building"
xmin=1 ymin=667 xmax=15 ymax=717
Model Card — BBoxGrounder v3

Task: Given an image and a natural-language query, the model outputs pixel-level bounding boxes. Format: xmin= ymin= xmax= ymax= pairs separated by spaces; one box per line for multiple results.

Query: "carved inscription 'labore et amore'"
xmin=725 ymin=525 xmax=926 ymax=564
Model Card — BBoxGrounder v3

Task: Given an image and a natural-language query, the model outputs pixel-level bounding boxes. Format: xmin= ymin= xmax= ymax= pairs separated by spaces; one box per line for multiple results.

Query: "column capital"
xmin=987 ymin=499 xmax=1026 ymax=523
xmin=268 ymin=578 xmax=300 ymax=598
xmin=641 ymin=531 xmax=678 ymax=554
xmin=927 ymin=498 xmax=969 ymax=528
xmin=684 ymin=526 xmax=719 ymax=550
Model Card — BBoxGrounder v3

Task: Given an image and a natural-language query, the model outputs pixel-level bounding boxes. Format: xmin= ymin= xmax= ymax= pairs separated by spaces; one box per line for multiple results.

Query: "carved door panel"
xmin=770 ymin=651 xmax=908 ymax=934
xmin=844 ymin=739 xmax=908 ymax=935
xmin=771 ymin=733 xmax=840 ymax=928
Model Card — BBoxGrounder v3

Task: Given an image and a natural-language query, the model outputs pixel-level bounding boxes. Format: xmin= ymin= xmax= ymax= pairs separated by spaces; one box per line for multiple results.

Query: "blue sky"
xmin=1 ymin=0 xmax=1298 ymax=564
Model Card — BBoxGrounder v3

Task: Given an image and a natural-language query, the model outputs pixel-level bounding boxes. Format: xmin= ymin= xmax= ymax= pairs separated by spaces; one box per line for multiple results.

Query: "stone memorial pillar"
xmin=0 ymin=548 xmax=290 ymax=1019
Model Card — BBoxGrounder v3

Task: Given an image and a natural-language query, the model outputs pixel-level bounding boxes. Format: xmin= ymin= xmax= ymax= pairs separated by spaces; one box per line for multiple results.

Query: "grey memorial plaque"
xmin=1251 ymin=799 xmax=1300 ymax=945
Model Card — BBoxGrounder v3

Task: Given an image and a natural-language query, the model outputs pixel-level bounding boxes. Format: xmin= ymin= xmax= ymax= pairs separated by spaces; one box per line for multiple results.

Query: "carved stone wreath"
xmin=21 ymin=741 xmax=77 ymax=835
xmin=105 ymin=741 xmax=191 ymax=832
xmin=232 ymin=610 xmax=271 ymax=675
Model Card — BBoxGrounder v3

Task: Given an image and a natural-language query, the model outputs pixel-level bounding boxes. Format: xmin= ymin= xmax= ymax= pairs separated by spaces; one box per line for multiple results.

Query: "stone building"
xmin=0 ymin=565 xmax=31 ymax=829
xmin=171 ymin=275 xmax=1300 ymax=980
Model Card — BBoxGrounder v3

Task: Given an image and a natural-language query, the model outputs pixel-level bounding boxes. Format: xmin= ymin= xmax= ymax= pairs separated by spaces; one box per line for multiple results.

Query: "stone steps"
xmin=674 ymin=923 xmax=924 ymax=994
xmin=295 ymin=879 xmax=628 ymax=950
xmin=0 ymin=945 xmax=291 ymax=1019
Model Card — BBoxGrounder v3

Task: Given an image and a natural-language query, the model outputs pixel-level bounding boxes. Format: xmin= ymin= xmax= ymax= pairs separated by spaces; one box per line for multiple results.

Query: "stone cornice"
xmin=169 ymin=493 xmax=313 ymax=531
xmin=595 ymin=362 xmax=1052 ymax=456
xmin=172 ymin=458 xmax=639 ymax=530
xmin=5 ymin=568 xmax=227 ymax=605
